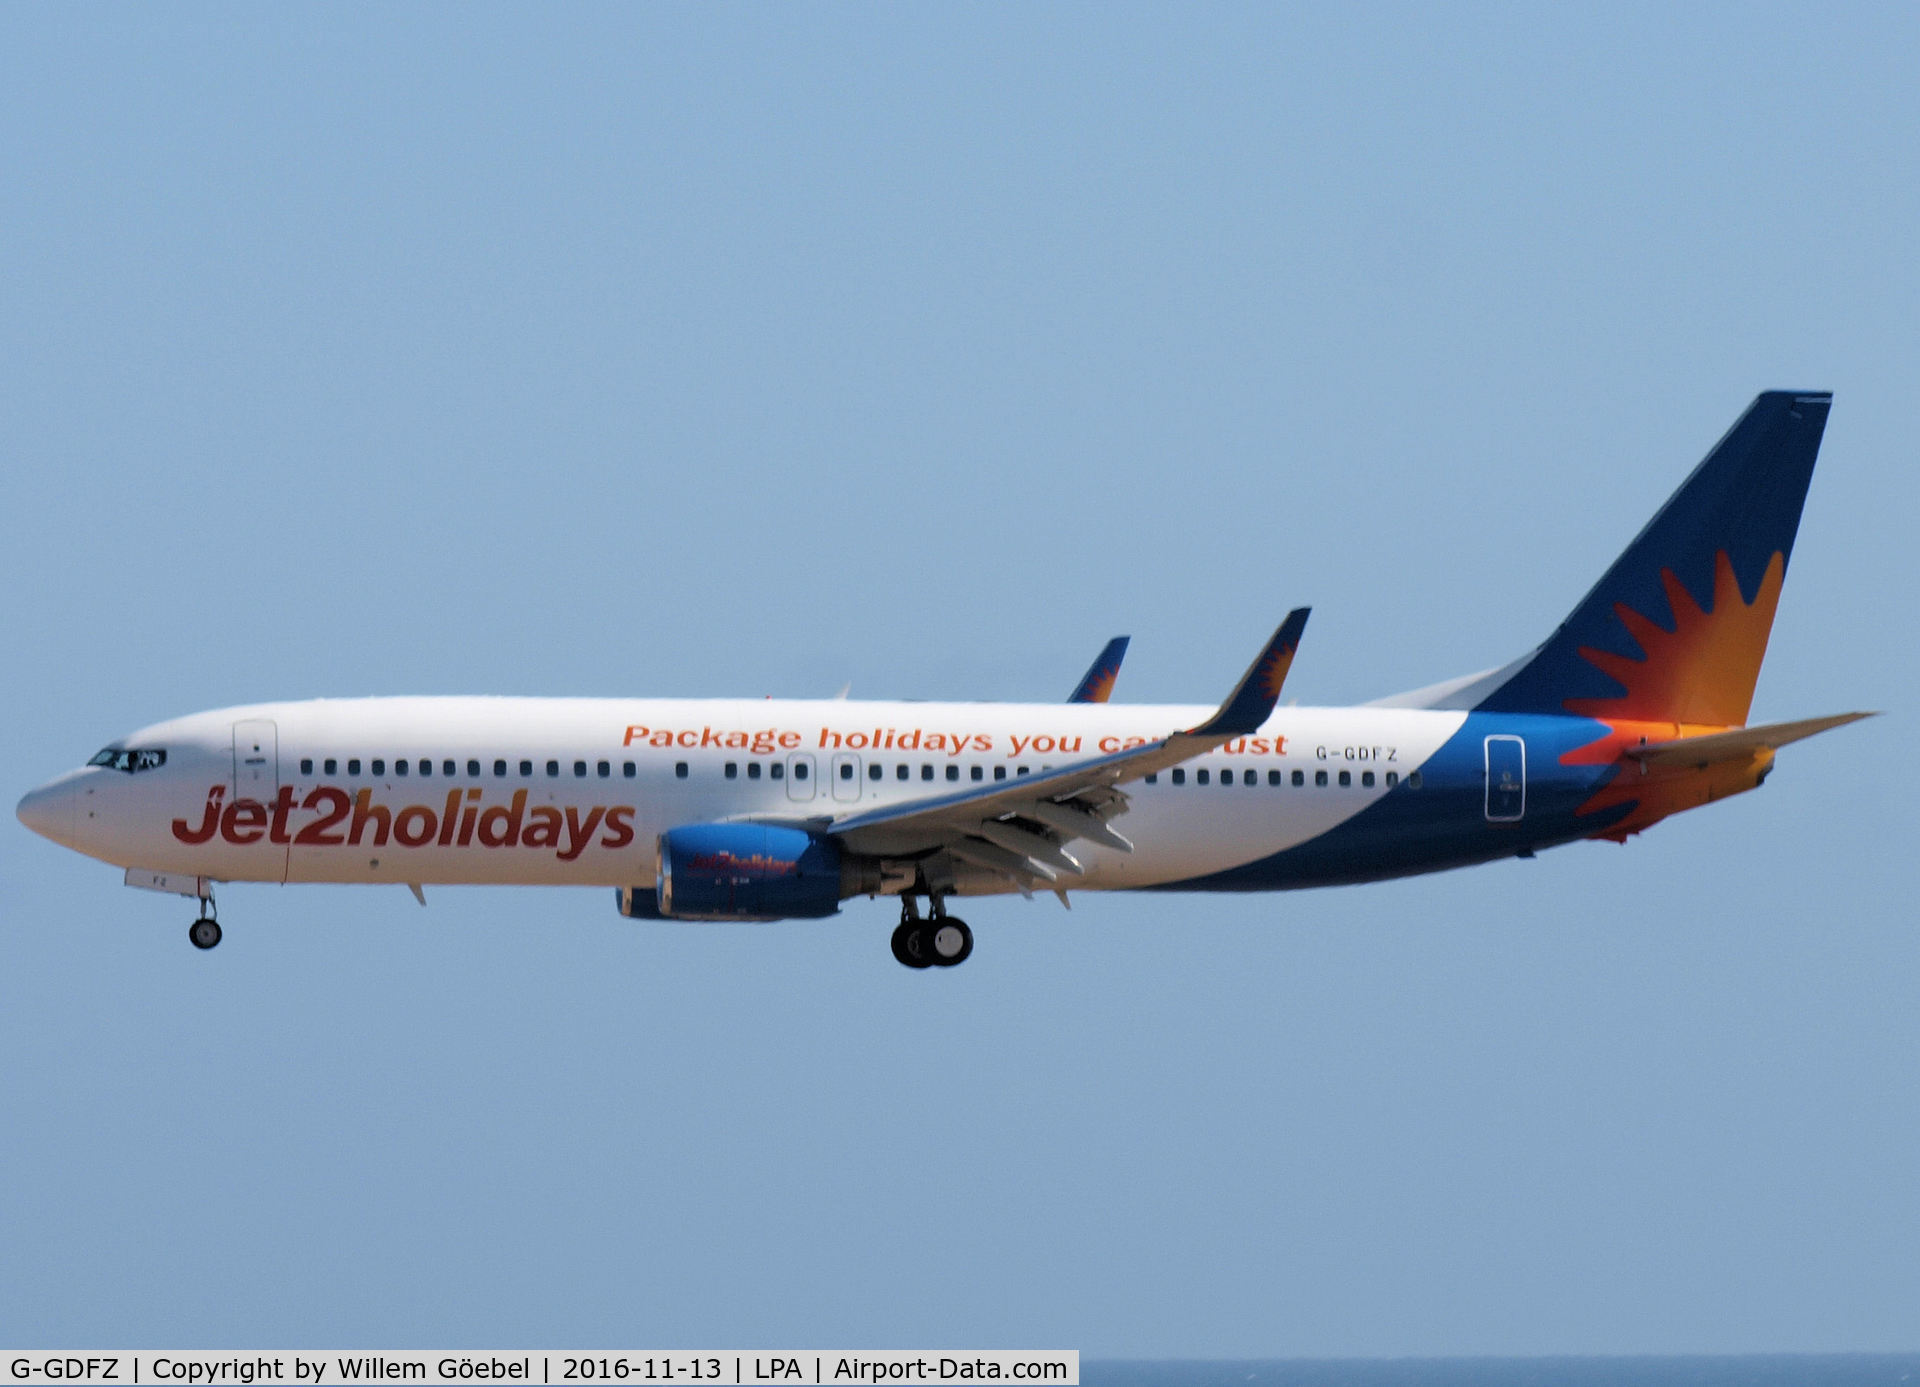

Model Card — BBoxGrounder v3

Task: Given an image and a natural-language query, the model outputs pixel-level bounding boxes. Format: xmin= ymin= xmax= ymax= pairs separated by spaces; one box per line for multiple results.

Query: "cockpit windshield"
xmin=88 ymin=747 xmax=167 ymax=773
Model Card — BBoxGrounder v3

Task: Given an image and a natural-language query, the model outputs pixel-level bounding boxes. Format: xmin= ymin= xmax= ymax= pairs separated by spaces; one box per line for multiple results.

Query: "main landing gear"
xmin=890 ymin=896 xmax=973 ymax=970
xmin=188 ymin=889 xmax=221 ymax=951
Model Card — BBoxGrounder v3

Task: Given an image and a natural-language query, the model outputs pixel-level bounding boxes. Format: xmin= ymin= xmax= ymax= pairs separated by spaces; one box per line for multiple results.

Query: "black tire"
xmin=189 ymin=917 xmax=222 ymax=951
xmin=929 ymin=918 xmax=973 ymax=967
xmin=890 ymin=921 xmax=933 ymax=969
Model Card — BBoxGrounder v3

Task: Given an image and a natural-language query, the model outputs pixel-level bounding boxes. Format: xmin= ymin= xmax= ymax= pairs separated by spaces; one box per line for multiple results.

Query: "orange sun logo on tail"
xmin=1562 ymin=550 xmax=1787 ymax=839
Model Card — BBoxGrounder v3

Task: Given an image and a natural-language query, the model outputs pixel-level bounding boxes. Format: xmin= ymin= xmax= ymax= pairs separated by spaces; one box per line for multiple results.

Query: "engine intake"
xmin=654 ymin=823 xmax=844 ymax=921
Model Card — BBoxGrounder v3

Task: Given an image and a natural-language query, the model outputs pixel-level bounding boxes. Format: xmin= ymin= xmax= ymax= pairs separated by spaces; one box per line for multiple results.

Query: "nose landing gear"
xmin=890 ymin=896 xmax=972 ymax=970
xmin=189 ymin=889 xmax=221 ymax=950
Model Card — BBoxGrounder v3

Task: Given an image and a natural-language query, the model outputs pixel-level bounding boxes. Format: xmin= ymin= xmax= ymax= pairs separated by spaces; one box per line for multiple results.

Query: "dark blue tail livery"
xmin=1477 ymin=391 xmax=1832 ymax=724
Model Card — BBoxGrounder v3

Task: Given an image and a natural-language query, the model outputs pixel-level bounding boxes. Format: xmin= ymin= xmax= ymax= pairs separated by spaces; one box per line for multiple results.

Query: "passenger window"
xmin=868 ymin=764 xmax=881 ymax=781
xmin=1362 ymin=770 xmax=1375 ymax=787
xmin=993 ymin=766 xmax=1007 ymax=781
xmin=420 ymin=759 xmax=433 ymax=777
xmin=968 ymin=766 xmax=982 ymax=782
xmin=1016 ymin=766 xmax=1029 ymax=776
xmin=948 ymin=766 xmax=961 ymax=782
xmin=465 ymin=759 xmax=479 ymax=777
xmin=520 ymin=760 xmax=533 ymax=776
xmin=1315 ymin=770 xmax=1328 ymax=786
xmin=1196 ymin=768 xmax=1210 ymax=785
xmin=921 ymin=765 xmax=933 ymax=781
xmin=747 ymin=762 xmax=762 ymax=780
xmin=1339 ymin=770 xmax=1351 ymax=786
xmin=725 ymin=763 xmax=738 ymax=779
xmin=840 ymin=762 xmax=854 ymax=781
xmin=793 ymin=762 xmax=807 ymax=780
xmin=395 ymin=760 xmax=409 ymax=777
xmin=896 ymin=764 xmax=909 ymax=781
xmin=494 ymin=759 xmax=507 ymax=777
xmin=770 ymin=762 xmax=785 ymax=780
xmin=1244 ymin=769 xmax=1257 ymax=786
xmin=1268 ymin=769 xmax=1281 ymax=786
xmin=573 ymin=761 xmax=587 ymax=778
xmin=300 ymin=758 xmax=314 ymax=775
xmin=1385 ymin=771 xmax=1399 ymax=787
xmin=1145 ymin=773 xmax=1158 ymax=784
xmin=344 ymin=758 xmax=358 ymax=776
xmin=623 ymin=762 xmax=636 ymax=778
xmin=324 ymin=758 xmax=338 ymax=776
xmin=1292 ymin=770 xmax=1305 ymax=787
xmin=1172 ymin=769 xmax=1185 ymax=785
xmin=547 ymin=760 xmax=560 ymax=777
xmin=371 ymin=759 xmax=385 ymax=776
xmin=442 ymin=760 xmax=455 ymax=776
xmin=1408 ymin=771 xmax=1423 ymax=789
xmin=597 ymin=760 xmax=610 ymax=778
xmin=675 ymin=762 xmax=689 ymax=779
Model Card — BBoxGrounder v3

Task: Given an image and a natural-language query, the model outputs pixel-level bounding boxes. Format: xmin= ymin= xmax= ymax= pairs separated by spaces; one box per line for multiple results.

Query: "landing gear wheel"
xmin=929 ymin=918 xmax=973 ymax=967
xmin=189 ymin=917 xmax=222 ymax=951
xmin=890 ymin=921 xmax=933 ymax=969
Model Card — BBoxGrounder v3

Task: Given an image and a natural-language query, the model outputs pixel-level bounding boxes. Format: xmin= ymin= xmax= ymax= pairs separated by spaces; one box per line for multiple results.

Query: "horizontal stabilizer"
xmin=1624 ymin=711 xmax=1876 ymax=768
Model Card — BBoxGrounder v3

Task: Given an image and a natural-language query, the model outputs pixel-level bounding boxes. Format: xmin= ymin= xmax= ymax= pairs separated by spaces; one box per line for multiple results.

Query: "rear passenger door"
xmin=1484 ymin=735 xmax=1525 ymax=821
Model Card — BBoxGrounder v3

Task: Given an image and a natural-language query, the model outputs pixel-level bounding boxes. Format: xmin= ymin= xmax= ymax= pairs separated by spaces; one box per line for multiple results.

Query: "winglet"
xmin=1186 ymin=608 xmax=1310 ymax=738
xmin=1067 ymin=637 xmax=1130 ymax=703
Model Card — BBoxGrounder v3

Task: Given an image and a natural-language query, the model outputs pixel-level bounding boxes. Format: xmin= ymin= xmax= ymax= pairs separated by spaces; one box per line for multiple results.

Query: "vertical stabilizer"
xmin=1475 ymin=391 xmax=1831 ymax=726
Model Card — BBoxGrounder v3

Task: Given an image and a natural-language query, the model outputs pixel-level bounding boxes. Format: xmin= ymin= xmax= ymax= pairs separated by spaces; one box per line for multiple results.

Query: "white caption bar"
xmin=1 ymin=1355 xmax=1077 ymax=1387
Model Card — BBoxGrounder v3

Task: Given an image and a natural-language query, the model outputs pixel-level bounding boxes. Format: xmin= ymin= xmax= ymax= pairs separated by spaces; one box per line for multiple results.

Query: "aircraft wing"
xmin=1066 ymin=636 xmax=1130 ymax=703
xmin=826 ymin=610 xmax=1309 ymax=887
xmin=1623 ymin=711 xmax=1876 ymax=768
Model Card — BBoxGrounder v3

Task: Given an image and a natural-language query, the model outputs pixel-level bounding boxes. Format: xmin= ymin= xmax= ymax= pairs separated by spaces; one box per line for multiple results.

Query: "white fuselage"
xmin=29 ymin=697 xmax=1468 ymax=894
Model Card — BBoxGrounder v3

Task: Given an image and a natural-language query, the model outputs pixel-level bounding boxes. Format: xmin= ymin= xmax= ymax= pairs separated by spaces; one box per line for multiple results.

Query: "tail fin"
xmin=1471 ymin=391 xmax=1832 ymax=726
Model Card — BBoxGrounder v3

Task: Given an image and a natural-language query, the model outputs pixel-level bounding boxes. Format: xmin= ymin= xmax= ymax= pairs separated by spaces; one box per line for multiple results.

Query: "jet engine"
xmin=651 ymin=823 xmax=845 ymax=921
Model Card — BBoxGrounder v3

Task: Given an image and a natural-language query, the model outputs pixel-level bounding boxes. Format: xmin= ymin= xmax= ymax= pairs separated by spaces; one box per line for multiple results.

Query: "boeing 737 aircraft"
xmin=17 ymin=392 xmax=1869 ymax=967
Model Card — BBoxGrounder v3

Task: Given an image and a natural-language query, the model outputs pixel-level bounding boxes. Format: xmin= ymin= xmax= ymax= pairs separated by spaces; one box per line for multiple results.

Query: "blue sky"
xmin=2 ymin=3 xmax=1914 ymax=1355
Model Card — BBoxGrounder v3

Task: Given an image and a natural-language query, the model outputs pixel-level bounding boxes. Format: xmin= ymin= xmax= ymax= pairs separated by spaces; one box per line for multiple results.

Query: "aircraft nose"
xmin=16 ymin=777 xmax=77 ymax=845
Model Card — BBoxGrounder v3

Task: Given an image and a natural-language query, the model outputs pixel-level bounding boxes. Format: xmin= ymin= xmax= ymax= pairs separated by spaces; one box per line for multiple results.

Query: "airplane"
xmin=16 ymin=391 xmax=1872 ymax=969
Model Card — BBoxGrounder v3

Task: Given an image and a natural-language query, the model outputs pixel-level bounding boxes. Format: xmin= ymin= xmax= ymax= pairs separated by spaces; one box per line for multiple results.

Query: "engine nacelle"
xmin=653 ymin=823 xmax=844 ymax=921
xmin=613 ymin=886 xmax=665 ymax=919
